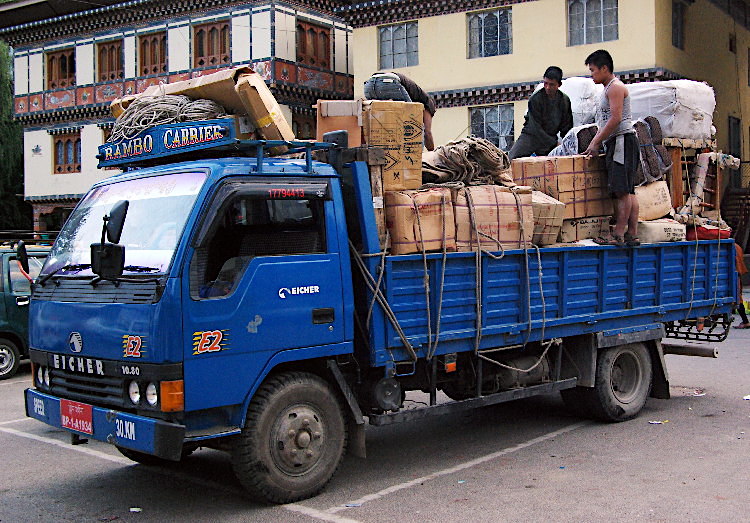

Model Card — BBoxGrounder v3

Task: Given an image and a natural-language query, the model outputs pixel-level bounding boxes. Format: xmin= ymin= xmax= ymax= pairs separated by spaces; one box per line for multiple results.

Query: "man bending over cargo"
xmin=364 ymin=72 xmax=436 ymax=151
xmin=583 ymin=50 xmax=640 ymax=247
xmin=508 ymin=66 xmax=573 ymax=160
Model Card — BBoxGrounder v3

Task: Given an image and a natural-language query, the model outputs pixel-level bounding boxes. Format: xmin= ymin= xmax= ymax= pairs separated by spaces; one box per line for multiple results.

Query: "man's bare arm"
xmin=584 ymin=82 xmax=626 ymax=156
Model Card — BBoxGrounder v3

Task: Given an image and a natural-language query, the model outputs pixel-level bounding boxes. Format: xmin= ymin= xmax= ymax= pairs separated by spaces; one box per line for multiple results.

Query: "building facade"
xmin=340 ymin=0 xmax=750 ymax=185
xmin=1 ymin=0 xmax=354 ymax=231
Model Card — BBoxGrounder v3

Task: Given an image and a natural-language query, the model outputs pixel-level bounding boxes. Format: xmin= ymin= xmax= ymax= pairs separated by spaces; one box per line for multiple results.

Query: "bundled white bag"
xmin=628 ymin=80 xmax=715 ymax=140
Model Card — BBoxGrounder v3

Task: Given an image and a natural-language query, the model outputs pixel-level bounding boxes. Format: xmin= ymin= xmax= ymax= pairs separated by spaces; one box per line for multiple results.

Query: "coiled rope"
xmin=109 ymin=95 xmax=227 ymax=143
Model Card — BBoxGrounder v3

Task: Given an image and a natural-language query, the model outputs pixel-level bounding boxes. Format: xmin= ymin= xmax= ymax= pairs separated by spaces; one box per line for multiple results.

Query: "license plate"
xmin=60 ymin=399 xmax=93 ymax=435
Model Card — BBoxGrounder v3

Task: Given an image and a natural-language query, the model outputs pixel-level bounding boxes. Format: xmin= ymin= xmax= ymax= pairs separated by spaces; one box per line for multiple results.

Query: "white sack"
xmin=627 ymin=80 xmax=715 ymax=140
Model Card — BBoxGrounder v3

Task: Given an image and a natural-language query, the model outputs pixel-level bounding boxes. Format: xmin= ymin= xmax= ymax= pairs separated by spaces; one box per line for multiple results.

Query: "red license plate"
xmin=60 ymin=399 xmax=93 ymax=435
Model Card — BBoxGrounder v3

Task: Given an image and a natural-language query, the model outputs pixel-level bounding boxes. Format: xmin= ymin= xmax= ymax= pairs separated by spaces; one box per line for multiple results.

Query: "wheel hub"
xmin=0 ymin=347 xmax=12 ymax=373
xmin=610 ymin=350 xmax=642 ymax=404
xmin=272 ymin=405 xmax=325 ymax=475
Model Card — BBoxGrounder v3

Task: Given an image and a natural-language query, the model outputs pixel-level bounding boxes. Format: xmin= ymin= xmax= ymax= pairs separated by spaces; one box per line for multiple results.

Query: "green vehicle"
xmin=0 ymin=246 xmax=47 ymax=379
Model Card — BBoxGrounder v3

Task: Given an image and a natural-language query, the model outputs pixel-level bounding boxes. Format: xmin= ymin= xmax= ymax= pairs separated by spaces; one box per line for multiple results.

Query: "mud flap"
xmin=648 ymin=339 xmax=670 ymax=399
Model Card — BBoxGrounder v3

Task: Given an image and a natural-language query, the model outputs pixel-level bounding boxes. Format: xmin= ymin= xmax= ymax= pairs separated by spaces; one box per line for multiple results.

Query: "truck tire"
xmin=231 ymin=372 xmax=347 ymax=504
xmin=562 ymin=342 xmax=652 ymax=422
xmin=0 ymin=338 xmax=21 ymax=380
xmin=116 ymin=445 xmax=195 ymax=465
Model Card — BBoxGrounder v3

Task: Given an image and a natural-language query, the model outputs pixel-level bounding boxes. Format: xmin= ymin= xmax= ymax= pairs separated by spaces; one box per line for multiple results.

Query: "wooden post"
xmin=669 ymin=147 xmax=684 ymax=209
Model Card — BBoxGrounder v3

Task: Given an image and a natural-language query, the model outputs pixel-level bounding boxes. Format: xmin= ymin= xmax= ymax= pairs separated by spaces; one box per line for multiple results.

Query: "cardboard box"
xmin=110 ymin=66 xmax=295 ymax=146
xmin=111 ymin=66 xmax=255 ymax=117
xmin=512 ymin=155 xmax=613 ymax=219
xmin=638 ymin=218 xmax=686 ymax=243
xmin=385 ymin=188 xmax=456 ymax=255
xmin=316 ymin=100 xmax=363 ymax=146
xmin=531 ymin=191 xmax=566 ymax=246
xmin=560 ymin=216 xmax=611 ymax=242
xmin=635 ymin=180 xmax=672 ymax=221
xmin=453 ymin=185 xmax=534 ymax=251
xmin=235 ymin=74 xmax=295 ymax=142
xmin=362 ymin=100 xmax=424 ymax=191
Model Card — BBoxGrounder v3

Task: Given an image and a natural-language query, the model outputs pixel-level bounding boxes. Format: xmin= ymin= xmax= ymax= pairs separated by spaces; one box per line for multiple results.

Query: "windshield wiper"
xmin=123 ymin=265 xmax=161 ymax=273
xmin=38 ymin=264 xmax=92 ymax=286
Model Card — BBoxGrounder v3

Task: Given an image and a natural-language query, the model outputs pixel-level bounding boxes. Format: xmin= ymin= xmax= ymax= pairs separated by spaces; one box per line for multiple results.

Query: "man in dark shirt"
xmin=364 ymin=72 xmax=436 ymax=150
xmin=508 ymin=66 xmax=573 ymax=160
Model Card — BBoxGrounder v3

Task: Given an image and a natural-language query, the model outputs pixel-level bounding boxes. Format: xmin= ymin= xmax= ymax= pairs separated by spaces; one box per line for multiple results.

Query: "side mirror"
xmin=106 ymin=200 xmax=129 ymax=244
xmin=16 ymin=240 xmax=29 ymax=274
xmin=90 ymin=243 xmax=125 ymax=279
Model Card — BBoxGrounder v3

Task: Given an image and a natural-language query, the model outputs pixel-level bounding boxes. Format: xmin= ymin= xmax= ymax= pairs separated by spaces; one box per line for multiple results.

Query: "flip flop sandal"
xmin=735 ymin=323 xmax=750 ymax=329
xmin=593 ymin=235 xmax=625 ymax=247
xmin=624 ymin=233 xmax=641 ymax=247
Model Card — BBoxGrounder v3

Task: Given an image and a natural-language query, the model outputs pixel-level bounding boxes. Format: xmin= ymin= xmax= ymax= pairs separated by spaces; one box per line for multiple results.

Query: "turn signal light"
xmin=160 ymin=380 xmax=184 ymax=412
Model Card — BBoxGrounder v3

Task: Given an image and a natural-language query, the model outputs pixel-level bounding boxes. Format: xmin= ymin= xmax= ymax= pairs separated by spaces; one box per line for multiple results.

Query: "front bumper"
xmin=25 ymin=388 xmax=186 ymax=461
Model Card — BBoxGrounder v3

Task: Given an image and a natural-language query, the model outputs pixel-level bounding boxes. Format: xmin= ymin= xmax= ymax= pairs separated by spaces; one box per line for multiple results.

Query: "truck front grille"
xmin=50 ymin=369 xmax=124 ymax=408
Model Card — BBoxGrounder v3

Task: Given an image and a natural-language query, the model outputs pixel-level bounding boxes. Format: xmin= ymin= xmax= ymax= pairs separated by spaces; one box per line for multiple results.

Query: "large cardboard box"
xmin=638 ymin=218 xmax=686 ymax=243
xmin=560 ymin=216 xmax=611 ymax=242
xmin=453 ymin=185 xmax=534 ymax=251
xmin=111 ymin=66 xmax=254 ymax=117
xmin=385 ymin=188 xmax=456 ymax=255
xmin=235 ymin=74 xmax=295 ymax=142
xmin=512 ymin=155 xmax=613 ymax=219
xmin=362 ymin=100 xmax=424 ymax=191
xmin=316 ymin=100 xmax=363 ymax=146
xmin=110 ymin=66 xmax=295 ymax=144
xmin=532 ymin=191 xmax=566 ymax=246
xmin=635 ymin=180 xmax=672 ymax=221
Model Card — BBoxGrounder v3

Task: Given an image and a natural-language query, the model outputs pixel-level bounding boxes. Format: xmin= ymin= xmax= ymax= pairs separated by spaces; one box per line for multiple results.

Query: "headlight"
xmin=128 ymin=381 xmax=140 ymax=404
xmin=145 ymin=382 xmax=158 ymax=406
xmin=43 ymin=367 xmax=50 ymax=387
xmin=36 ymin=366 xmax=44 ymax=387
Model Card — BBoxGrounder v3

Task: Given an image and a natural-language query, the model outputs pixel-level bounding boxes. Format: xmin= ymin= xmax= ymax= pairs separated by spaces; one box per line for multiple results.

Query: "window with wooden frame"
xmin=470 ymin=104 xmax=514 ymax=151
xmin=53 ymin=132 xmax=82 ymax=174
xmin=46 ymin=48 xmax=76 ymax=90
xmin=672 ymin=1 xmax=686 ymax=50
xmin=97 ymin=40 xmax=124 ymax=82
xmin=296 ymin=21 xmax=331 ymax=69
xmin=194 ymin=21 xmax=230 ymax=68
xmin=139 ymin=32 xmax=167 ymax=76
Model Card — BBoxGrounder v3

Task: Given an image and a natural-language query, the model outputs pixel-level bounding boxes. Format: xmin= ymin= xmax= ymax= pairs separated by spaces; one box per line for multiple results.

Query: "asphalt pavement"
xmin=1 ymin=329 xmax=748 ymax=522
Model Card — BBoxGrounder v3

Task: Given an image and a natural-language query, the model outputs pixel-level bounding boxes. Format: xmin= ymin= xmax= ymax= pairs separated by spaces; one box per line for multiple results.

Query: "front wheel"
xmin=231 ymin=372 xmax=347 ymax=504
xmin=0 ymin=338 xmax=21 ymax=380
xmin=562 ymin=342 xmax=652 ymax=422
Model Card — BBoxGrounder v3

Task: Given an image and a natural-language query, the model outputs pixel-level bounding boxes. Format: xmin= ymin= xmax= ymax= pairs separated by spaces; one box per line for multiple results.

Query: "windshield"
xmin=41 ymin=172 xmax=206 ymax=277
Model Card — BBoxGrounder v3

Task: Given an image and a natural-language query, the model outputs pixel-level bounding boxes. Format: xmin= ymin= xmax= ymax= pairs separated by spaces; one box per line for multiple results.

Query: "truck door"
xmin=5 ymin=254 xmax=45 ymax=346
xmin=181 ymin=178 xmax=346 ymax=411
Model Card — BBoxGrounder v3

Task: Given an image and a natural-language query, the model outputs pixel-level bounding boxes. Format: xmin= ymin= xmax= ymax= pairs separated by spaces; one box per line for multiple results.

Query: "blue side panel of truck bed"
xmin=366 ymin=242 xmax=736 ymax=366
xmin=347 ymin=162 xmax=737 ymax=367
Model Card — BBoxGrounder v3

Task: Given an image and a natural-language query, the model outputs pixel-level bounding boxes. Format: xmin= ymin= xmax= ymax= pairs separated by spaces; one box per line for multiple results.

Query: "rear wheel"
xmin=231 ymin=372 xmax=347 ymax=504
xmin=0 ymin=338 xmax=21 ymax=380
xmin=562 ymin=342 xmax=652 ymax=422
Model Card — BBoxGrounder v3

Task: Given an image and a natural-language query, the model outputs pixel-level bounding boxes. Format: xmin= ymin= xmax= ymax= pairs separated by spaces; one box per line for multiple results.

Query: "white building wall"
xmin=14 ymin=55 xmax=28 ymax=95
xmin=167 ymin=24 xmax=190 ymax=72
xmin=274 ymin=10 xmax=296 ymax=62
xmin=24 ymin=130 xmax=52 ymax=198
xmin=80 ymin=125 xmax=112 ymax=184
xmin=252 ymin=10 xmax=272 ymax=60
xmin=76 ymin=43 xmax=94 ymax=86
xmin=232 ymin=13 xmax=251 ymax=63
xmin=334 ymin=28 xmax=347 ymax=73
xmin=28 ymin=52 xmax=43 ymax=93
xmin=124 ymin=35 xmax=136 ymax=78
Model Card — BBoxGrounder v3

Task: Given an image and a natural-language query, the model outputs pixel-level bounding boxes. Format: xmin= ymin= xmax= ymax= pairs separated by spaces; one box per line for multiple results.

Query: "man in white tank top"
xmin=583 ymin=50 xmax=640 ymax=247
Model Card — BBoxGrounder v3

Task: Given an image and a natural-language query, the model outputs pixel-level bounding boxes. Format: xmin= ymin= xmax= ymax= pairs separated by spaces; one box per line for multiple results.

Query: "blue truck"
xmin=22 ymin=119 xmax=737 ymax=503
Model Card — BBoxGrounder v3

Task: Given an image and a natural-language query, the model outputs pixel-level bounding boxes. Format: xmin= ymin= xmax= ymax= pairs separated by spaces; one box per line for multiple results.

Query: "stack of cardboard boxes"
xmin=512 ymin=155 xmax=685 ymax=244
xmin=318 ymin=99 xmax=534 ymax=255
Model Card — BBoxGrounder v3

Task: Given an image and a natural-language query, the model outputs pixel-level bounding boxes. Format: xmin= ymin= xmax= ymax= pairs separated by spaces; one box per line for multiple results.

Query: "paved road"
xmin=1 ymin=331 xmax=748 ymax=522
